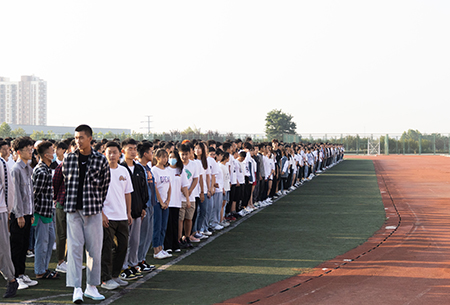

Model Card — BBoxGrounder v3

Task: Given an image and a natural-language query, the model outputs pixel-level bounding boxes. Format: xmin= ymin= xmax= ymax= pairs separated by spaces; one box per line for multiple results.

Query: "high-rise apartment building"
xmin=0 ymin=75 xmax=47 ymax=125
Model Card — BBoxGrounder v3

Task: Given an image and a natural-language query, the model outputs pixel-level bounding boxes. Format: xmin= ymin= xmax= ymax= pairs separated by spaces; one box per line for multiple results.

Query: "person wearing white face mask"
xmin=164 ymin=150 xmax=190 ymax=253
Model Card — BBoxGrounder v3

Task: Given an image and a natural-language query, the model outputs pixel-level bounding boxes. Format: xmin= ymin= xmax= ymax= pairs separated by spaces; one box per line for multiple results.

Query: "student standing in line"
xmin=206 ymin=147 xmax=222 ymax=231
xmin=136 ymin=141 xmax=156 ymax=273
xmin=193 ymin=142 xmax=211 ymax=237
xmin=165 ymin=150 xmax=190 ymax=252
xmin=101 ymin=141 xmax=133 ymax=289
xmin=32 ymin=141 xmax=59 ymax=280
xmin=120 ymin=139 xmax=148 ymax=280
xmin=219 ymin=152 xmax=231 ymax=225
xmin=0 ymin=149 xmax=19 ymax=298
xmin=151 ymin=149 xmax=172 ymax=259
xmin=10 ymin=137 xmax=38 ymax=290
xmin=178 ymin=144 xmax=199 ymax=244
xmin=63 ymin=125 xmax=111 ymax=303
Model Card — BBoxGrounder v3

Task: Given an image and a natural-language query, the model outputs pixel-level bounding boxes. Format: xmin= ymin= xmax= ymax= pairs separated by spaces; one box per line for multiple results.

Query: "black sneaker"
xmin=119 ymin=268 xmax=137 ymax=281
xmin=130 ymin=266 xmax=143 ymax=278
xmin=138 ymin=261 xmax=155 ymax=273
xmin=3 ymin=280 xmax=19 ymax=298
xmin=179 ymin=239 xmax=189 ymax=249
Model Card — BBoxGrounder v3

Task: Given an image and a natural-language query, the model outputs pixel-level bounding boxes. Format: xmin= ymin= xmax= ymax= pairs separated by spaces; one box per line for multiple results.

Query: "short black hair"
xmin=180 ymin=144 xmax=190 ymax=153
xmin=105 ymin=141 xmax=121 ymax=151
xmin=75 ymin=124 xmax=93 ymax=137
xmin=0 ymin=140 xmax=8 ymax=148
xmin=239 ymin=151 xmax=246 ymax=158
xmin=12 ymin=137 xmax=34 ymax=152
xmin=222 ymin=142 xmax=231 ymax=152
xmin=36 ymin=141 xmax=53 ymax=157
xmin=122 ymin=138 xmax=138 ymax=148
xmin=137 ymin=141 xmax=153 ymax=158
xmin=216 ymin=148 xmax=224 ymax=156
xmin=208 ymin=146 xmax=216 ymax=153
xmin=56 ymin=141 xmax=69 ymax=150
xmin=244 ymin=142 xmax=253 ymax=150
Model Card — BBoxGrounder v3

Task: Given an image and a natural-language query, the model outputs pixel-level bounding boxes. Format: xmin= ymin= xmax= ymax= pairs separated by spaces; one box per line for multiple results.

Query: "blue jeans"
xmin=211 ymin=192 xmax=223 ymax=227
xmin=34 ymin=218 xmax=55 ymax=275
xmin=195 ymin=194 xmax=209 ymax=232
xmin=152 ymin=203 xmax=169 ymax=248
xmin=138 ymin=205 xmax=154 ymax=261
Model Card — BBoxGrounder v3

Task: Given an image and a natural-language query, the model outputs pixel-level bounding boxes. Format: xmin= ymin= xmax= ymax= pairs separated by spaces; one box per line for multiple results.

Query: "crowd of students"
xmin=0 ymin=124 xmax=344 ymax=301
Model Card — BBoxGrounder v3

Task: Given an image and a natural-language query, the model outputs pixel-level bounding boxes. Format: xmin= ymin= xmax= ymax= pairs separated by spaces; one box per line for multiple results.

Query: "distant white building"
xmin=0 ymin=75 xmax=47 ymax=125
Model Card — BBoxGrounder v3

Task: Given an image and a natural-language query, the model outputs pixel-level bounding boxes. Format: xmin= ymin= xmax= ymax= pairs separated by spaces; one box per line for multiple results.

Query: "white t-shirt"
xmin=6 ymin=157 xmax=15 ymax=170
xmin=269 ymin=158 xmax=275 ymax=179
xmin=215 ymin=161 xmax=224 ymax=193
xmin=151 ymin=166 xmax=171 ymax=203
xmin=181 ymin=160 xmax=199 ymax=202
xmin=220 ymin=163 xmax=231 ymax=191
xmin=168 ymin=167 xmax=189 ymax=208
xmin=249 ymin=157 xmax=257 ymax=182
xmin=229 ymin=154 xmax=237 ymax=185
xmin=207 ymin=156 xmax=220 ymax=180
xmin=197 ymin=159 xmax=211 ymax=194
xmin=237 ymin=160 xmax=245 ymax=184
xmin=263 ymin=155 xmax=271 ymax=180
xmin=103 ymin=165 xmax=134 ymax=221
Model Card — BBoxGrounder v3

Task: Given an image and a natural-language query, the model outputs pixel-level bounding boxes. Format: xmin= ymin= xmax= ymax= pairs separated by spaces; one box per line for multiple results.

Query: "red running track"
xmin=221 ymin=156 xmax=450 ymax=305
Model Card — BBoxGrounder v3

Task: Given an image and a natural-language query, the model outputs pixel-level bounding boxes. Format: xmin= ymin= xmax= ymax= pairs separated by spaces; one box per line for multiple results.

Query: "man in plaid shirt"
xmin=62 ymin=125 xmax=110 ymax=303
xmin=32 ymin=141 xmax=58 ymax=280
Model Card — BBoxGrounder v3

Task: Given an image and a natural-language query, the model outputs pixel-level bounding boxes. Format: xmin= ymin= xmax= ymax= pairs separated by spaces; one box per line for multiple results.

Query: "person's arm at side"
xmin=181 ymin=186 xmax=190 ymax=209
xmin=124 ymin=192 xmax=133 ymax=225
xmin=164 ymin=183 xmax=171 ymax=209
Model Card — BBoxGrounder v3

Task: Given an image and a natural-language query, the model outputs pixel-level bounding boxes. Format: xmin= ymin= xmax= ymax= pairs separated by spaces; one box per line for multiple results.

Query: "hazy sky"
xmin=1 ymin=1 xmax=449 ymax=136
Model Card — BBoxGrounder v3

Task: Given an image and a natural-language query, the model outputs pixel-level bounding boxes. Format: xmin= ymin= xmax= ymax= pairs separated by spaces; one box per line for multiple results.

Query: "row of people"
xmin=0 ymin=125 xmax=344 ymax=301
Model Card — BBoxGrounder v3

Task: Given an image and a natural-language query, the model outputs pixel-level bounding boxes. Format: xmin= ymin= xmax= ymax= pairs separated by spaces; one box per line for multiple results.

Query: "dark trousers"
xmin=227 ymin=184 xmax=237 ymax=214
xmin=10 ymin=213 xmax=32 ymax=277
xmin=101 ymin=220 xmax=128 ymax=281
xmin=235 ymin=185 xmax=243 ymax=210
xmin=164 ymin=207 xmax=180 ymax=251
xmin=243 ymin=177 xmax=252 ymax=208
xmin=55 ymin=206 xmax=67 ymax=262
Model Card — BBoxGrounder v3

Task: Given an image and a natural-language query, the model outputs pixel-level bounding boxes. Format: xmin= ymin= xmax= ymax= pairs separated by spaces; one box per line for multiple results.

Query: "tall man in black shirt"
xmin=62 ymin=125 xmax=110 ymax=303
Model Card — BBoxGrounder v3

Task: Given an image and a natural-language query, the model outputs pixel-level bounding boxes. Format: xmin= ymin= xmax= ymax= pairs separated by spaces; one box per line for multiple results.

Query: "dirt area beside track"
xmin=221 ymin=156 xmax=450 ymax=305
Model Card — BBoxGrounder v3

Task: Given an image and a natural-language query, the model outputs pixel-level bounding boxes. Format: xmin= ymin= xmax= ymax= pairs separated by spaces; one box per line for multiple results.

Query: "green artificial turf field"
xmin=3 ymin=159 xmax=385 ymax=304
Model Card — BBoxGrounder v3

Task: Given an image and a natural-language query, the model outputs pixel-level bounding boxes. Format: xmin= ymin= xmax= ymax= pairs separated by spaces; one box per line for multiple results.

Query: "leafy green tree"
xmin=11 ymin=128 xmax=27 ymax=138
xmin=265 ymin=109 xmax=296 ymax=140
xmin=63 ymin=132 xmax=73 ymax=139
xmin=31 ymin=130 xmax=45 ymax=140
xmin=0 ymin=122 xmax=12 ymax=138
xmin=46 ymin=130 xmax=56 ymax=139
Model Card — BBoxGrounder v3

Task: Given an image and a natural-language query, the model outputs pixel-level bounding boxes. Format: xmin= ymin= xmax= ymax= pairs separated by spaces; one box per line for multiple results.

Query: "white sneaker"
xmin=162 ymin=250 xmax=172 ymax=258
xmin=56 ymin=261 xmax=68 ymax=273
xmin=221 ymin=221 xmax=230 ymax=227
xmin=213 ymin=224 xmax=224 ymax=230
xmin=112 ymin=277 xmax=128 ymax=286
xmin=101 ymin=279 xmax=120 ymax=290
xmin=73 ymin=287 xmax=83 ymax=304
xmin=153 ymin=251 xmax=169 ymax=259
xmin=17 ymin=277 xmax=29 ymax=290
xmin=52 ymin=242 xmax=56 ymax=251
xmin=20 ymin=275 xmax=38 ymax=287
xmin=84 ymin=285 xmax=105 ymax=301
xmin=202 ymin=230 xmax=212 ymax=236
